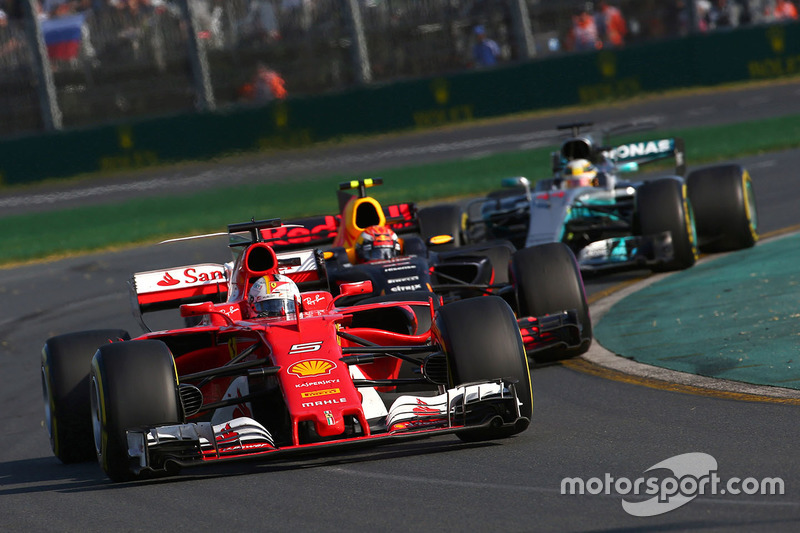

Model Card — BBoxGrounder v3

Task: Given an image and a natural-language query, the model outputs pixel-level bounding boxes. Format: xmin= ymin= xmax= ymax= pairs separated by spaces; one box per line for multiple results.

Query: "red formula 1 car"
xmin=41 ymin=219 xmax=532 ymax=482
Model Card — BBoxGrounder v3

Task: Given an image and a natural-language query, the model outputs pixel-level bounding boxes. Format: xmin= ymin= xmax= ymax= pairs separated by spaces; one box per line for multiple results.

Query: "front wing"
xmin=124 ymin=380 xmax=527 ymax=476
xmin=517 ymin=310 xmax=584 ymax=354
xmin=575 ymin=231 xmax=676 ymax=274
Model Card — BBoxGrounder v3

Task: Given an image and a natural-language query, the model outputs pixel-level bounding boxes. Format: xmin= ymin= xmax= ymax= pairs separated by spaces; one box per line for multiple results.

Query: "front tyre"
xmin=511 ymin=243 xmax=592 ymax=359
xmin=41 ymin=329 xmax=130 ymax=463
xmin=687 ymin=164 xmax=758 ymax=252
xmin=434 ymin=296 xmax=532 ymax=441
xmin=636 ymin=177 xmax=698 ymax=271
xmin=90 ymin=340 xmax=182 ymax=482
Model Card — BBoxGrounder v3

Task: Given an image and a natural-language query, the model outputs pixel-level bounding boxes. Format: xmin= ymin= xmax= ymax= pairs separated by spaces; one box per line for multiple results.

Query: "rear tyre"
xmin=469 ymin=242 xmax=514 ymax=285
xmin=90 ymin=340 xmax=182 ymax=482
xmin=418 ymin=204 xmax=463 ymax=249
xmin=434 ymin=296 xmax=532 ymax=441
xmin=511 ymin=243 xmax=591 ymax=359
xmin=687 ymin=164 xmax=758 ymax=252
xmin=41 ymin=329 xmax=130 ymax=464
xmin=637 ymin=177 xmax=698 ymax=271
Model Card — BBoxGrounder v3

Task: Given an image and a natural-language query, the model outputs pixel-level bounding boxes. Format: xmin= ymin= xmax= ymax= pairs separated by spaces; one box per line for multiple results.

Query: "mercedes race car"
xmin=465 ymin=122 xmax=759 ymax=273
xmin=41 ymin=219 xmax=532 ymax=482
xmin=259 ymin=178 xmax=592 ymax=359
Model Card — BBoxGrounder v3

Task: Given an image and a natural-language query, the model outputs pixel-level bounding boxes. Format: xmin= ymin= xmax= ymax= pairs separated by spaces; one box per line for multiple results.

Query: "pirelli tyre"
xmin=636 ymin=177 xmax=698 ymax=271
xmin=90 ymin=340 xmax=182 ymax=482
xmin=41 ymin=329 xmax=130 ymax=464
xmin=434 ymin=296 xmax=532 ymax=441
xmin=511 ymin=242 xmax=592 ymax=359
xmin=687 ymin=164 xmax=758 ymax=252
xmin=418 ymin=204 xmax=463 ymax=249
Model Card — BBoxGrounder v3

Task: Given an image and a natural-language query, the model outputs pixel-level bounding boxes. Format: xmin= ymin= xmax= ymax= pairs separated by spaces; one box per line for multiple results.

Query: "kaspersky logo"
xmin=288 ymin=359 xmax=335 ymax=378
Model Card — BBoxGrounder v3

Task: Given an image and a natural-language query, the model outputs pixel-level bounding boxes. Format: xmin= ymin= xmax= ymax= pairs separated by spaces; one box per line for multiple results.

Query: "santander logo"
xmin=136 ymin=264 xmax=226 ymax=295
xmin=157 ymin=272 xmax=180 ymax=287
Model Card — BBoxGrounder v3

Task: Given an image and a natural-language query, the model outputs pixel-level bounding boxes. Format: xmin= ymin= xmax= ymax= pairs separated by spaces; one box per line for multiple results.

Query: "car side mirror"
xmin=339 ymin=280 xmax=373 ymax=297
xmin=501 ymin=176 xmax=531 ymax=201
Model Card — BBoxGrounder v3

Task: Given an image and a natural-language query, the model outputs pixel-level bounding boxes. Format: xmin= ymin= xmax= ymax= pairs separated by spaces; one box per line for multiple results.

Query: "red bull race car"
xmin=42 ymin=219 xmax=533 ymax=482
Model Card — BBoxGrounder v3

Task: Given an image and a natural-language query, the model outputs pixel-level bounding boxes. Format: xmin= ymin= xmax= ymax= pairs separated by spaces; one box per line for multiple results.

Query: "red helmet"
xmin=355 ymin=225 xmax=401 ymax=262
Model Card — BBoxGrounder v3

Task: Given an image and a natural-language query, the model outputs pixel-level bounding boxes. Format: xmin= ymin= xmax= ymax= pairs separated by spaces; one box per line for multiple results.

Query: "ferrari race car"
xmin=465 ymin=122 xmax=759 ymax=273
xmin=41 ymin=219 xmax=532 ymax=482
xmin=259 ymin=178 xmax=592 ymax=359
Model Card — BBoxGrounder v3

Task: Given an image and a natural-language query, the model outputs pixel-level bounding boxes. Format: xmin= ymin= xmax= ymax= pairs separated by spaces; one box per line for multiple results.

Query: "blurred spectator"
xmin=238 ymin=0 xmax=279 ymax=46
xmin=696 ymin=0 xmax=711 ymax=30
xmin=769 ymin=0 xmax=799 ymax=19
xmin=596 ymin=1 xmax=627 ymax=47
xmin=471 ymin=24 xmax=499 ymax=67
xmin=240 ymin=62 xmax=286 ymax=102
xmin=566 ymin=3 xmax=601 ymax=51
xmin=0 ymin=7 xmax=26 ymax=68
xmin=664 ymin=0 xmax=691 ymax=37
xmin=705 ymin=0 xmax=739 ymax=28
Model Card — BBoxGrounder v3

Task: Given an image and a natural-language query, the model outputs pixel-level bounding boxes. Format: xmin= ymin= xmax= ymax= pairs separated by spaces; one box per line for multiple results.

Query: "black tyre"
xmin=687 ymin=164 xmax=758 ymax=252
xmin=41 ymin=329 xmax=130 ymax=464
xmin=90 ymin=340 xmax=182 ymax=482
xmin=418 ymin=204 xmax=463 ymax=249
xmin=511 ymin=243 xmax=592 ymax=359
xmin=434 ymin=296 xmax=532 ymax=440
xmin=636 ymin=177 xmax=698 ymax=271
xmin=476 ymin=243 xmax=513 ymax=285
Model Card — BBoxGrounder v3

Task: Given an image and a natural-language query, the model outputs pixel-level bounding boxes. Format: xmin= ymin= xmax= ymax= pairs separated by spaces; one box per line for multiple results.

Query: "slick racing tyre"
xmin=687 ymin=164 xmax=758 ymax=252
xmin=90 ymin=340 xmax=182 ymax=482
xmin=434 ymin=296 xmax=532 ymax=441
xmin=418 ymin=204 xmax=463 ymax=249
xmin=41 ymin=329 xmax=130 ymax=464
xmin=636 ymin=177 xmax=698 ymax=271
xmin=511 ymin=243 xmax=591 ymax=360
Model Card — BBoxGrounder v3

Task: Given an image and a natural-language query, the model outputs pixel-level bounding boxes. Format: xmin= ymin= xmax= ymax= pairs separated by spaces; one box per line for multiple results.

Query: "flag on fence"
xmin=41 ymin=14 xmax=85 ymax=61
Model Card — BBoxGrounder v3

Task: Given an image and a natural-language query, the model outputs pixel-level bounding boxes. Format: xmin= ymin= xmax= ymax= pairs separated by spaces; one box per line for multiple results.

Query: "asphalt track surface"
xmin=3 ymin=82 xmax=800 ymax=531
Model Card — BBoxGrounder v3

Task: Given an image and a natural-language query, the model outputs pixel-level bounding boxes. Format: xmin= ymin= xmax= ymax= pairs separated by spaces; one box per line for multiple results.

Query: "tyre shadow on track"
xmin=2 ymin=438 xmax=510 ymax=491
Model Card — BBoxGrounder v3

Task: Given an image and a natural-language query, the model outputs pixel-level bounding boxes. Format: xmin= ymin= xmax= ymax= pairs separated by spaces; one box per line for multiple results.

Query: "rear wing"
xmin=129 ymin=250 xmax=328 ymax=331
xmin=129 ymin=263 xmax=229 ymax=331
xmin=602 ymin=138 xmax=686 ymax=177
xmin=259 ymin=203 xmax=418 ymax=251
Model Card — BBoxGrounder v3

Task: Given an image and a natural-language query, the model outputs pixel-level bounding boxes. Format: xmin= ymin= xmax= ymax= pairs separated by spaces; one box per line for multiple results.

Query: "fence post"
xmin=22 ymin=0 xmax=62 ymax=131
xmin=341 ymin=0 xmax=372 ymax=84
xmin=178 ymin=0 xmax=216 ymax=112
xmin=509 ymin=0 xmax=536 ymax=59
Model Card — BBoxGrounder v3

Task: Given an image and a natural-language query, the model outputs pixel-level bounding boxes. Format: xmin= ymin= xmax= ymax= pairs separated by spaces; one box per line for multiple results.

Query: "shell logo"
xmin=288 ymin=359 xmax=335 ymax=378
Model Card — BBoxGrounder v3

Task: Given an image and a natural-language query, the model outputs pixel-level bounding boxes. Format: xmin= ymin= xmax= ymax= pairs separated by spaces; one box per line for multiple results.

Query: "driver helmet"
xmin=562 ymin=158 xmax=598 ymax=189
xmin=355 ymin=225 xmax=401 ymax=262
xmin=248 ymin=273 xmax=300 ymax=318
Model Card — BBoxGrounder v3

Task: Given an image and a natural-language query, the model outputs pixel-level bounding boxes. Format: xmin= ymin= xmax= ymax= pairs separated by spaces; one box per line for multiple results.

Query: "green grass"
xmin=3 ymin=113 xmax=800 ymax=266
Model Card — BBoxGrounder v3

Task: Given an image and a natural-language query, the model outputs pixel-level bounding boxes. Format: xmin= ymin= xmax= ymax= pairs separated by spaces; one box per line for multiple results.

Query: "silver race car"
xmin=466 ymin=122 xmax=758 ymax=273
